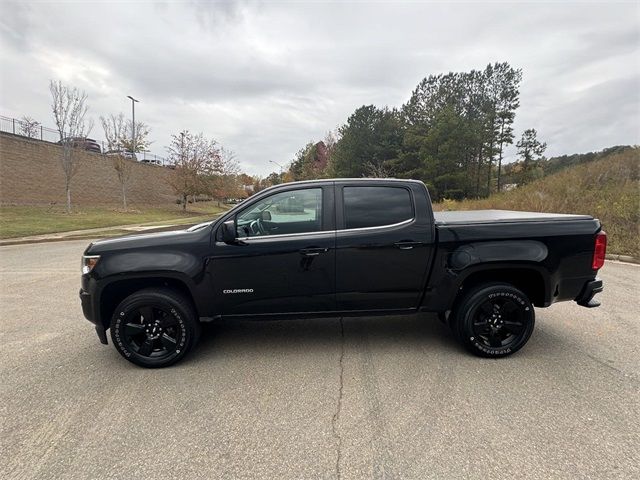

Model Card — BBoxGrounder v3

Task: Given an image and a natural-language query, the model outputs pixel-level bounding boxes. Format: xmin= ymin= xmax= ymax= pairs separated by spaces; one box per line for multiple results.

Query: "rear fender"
xmin=449 ymin=240 xmax=548 ymax=270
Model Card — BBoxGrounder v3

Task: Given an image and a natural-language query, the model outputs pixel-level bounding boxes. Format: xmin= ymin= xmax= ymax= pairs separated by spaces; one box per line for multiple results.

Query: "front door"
xmin=210 ymin=185 xmax=336 ymax=315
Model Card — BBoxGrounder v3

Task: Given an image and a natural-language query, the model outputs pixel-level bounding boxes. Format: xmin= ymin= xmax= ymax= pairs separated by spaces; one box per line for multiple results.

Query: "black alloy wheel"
xmin=110 ymin=288 xmax=200 ymax=368
xmin=120 ymin=305 xmax=183 ymax=360
xmin=452 ymin=283 xmax=535 ymax=358
xmin=471 ymin=296 xmax=527 ymax=349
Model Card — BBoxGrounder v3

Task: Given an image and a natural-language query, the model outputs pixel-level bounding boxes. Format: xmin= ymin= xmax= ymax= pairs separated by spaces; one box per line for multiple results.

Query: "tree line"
xmin=47 ymin=64 xmax=551 ymax=212
xmin=269 ymin=62 xmax=547 ymax=201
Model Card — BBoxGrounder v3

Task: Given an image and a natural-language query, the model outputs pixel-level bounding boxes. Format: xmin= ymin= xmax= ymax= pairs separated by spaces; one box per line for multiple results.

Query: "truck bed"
xmin=434 ymin=209 xmax=593 ymax=225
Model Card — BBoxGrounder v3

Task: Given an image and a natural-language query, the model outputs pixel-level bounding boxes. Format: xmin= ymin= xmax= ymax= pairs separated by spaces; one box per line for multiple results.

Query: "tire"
xmin=451 ymin=283 xmax=535 ymax=358
xmin=109 ymin=288 xmax=201 ymax=368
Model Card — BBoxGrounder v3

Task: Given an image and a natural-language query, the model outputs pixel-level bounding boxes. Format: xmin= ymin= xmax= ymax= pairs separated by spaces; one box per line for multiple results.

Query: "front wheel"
xmin=452 ymin=283 xmax=535 ymax=358
xmin=110 ymin=288 xmax=201 ymax=368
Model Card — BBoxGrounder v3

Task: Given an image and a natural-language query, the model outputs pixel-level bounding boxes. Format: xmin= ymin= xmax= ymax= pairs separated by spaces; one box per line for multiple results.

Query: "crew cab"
xmin=80 ymin=179 xmax=606 ymax=368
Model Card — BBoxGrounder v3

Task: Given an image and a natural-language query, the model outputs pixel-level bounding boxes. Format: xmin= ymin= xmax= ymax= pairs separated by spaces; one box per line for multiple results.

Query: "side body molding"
xmin=448 ymin=240 xmax=548 ymax=270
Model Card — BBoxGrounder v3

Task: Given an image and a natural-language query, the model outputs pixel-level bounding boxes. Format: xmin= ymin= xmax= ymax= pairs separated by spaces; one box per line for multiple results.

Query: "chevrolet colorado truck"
xmin=80 ymin=179 xmax=606 ymax=368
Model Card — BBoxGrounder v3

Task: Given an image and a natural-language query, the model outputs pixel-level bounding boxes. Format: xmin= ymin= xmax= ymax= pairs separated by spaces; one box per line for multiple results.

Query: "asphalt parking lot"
xmin=1 ymin=239 xmax=638 ymax=479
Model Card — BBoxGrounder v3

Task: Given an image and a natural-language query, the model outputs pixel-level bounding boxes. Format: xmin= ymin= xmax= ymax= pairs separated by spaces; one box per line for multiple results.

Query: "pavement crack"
xmin=331 ymin=316 xmax=345 ymax=480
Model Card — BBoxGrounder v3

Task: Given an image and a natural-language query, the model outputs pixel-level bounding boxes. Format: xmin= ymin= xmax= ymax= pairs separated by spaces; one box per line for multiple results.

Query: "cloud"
xmin=0 ymin=0 xmax=32 ymax=48
xmin=0 ymin=1 xmax=638 ymax=176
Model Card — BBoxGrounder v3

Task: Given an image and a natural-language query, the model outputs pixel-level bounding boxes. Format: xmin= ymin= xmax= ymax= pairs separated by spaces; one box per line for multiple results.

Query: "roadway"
xmin=1 ymin=240 xmax=638 ymax=479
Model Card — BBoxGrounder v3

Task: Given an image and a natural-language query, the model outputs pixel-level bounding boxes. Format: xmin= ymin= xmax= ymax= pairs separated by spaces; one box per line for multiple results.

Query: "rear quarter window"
xmin=343 ymin=186 xmax=414 ymax=229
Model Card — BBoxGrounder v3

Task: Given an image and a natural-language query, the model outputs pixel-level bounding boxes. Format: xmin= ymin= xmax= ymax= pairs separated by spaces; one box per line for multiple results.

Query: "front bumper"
xmin=575 ymin=277 xmax=603 ymax=308
xmin=79 ymin=287 xmax=108 ymax=345
xmin=79 ymin=288 xmax=95 ymax=323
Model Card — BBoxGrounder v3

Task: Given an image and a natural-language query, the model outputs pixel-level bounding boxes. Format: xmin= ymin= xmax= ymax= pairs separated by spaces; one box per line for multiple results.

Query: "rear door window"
xmin=343 ymin=186 xmax=413 ymax=229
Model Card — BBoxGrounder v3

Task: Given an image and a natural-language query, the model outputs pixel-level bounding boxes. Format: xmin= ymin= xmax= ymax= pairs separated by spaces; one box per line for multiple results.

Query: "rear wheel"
xmin=110 ymin=288 xmax=201 ymax=368
xmin=452 ymin=283 xmax=535 ymax=358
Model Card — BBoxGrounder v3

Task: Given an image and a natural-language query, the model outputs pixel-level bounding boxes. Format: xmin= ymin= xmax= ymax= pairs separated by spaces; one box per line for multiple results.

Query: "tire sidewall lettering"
xmin=113 ymin=313 xmax=131 ymax=357
xmin=472 ymin=340 xmax=513 ymax=355
xmin=487 ymin=291 xmax=526 ymax=306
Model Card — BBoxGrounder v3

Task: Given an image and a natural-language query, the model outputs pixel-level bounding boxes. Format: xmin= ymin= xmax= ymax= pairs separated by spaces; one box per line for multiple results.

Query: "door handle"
xmin=394 ymin=241 xmax=423 ymax=250
xmin=300 ymin=247 xmax=329 ymax=256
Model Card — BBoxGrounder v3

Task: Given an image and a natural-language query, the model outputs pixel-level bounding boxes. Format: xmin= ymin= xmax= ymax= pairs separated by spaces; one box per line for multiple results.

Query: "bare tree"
xmin=19 ymin=116 xmax=40 ymax=139
xmin=323 ymin=129 xmax=339 ymax=159
xmin=101 ymin=113 xmax=135 ymax=209
xmin=100 ymin=113 xmax=128 ymax=151
xmin=363 ymin=160 xmax=393 ymax=178
xmin=49 ymin=80 xmax=93 ymax=213
xmin=112 ymin=155 xmax=132 ymax=210
xmin=101 ymin=114 xmax=152 ymax=153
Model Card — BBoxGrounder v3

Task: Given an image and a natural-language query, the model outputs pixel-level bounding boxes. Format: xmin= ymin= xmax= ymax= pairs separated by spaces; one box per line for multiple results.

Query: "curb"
xmin=0 ymin=224 xmax=192 ymax=247
xmin=605 ymin=253 xmax=639 ymax=264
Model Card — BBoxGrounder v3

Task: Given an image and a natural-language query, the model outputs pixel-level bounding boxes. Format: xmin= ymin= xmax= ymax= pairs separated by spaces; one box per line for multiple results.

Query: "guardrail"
xmin=0 ymin=114 xmax=171 ymax=166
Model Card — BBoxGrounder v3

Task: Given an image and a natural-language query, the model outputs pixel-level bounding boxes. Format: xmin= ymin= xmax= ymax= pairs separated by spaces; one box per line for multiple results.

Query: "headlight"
xmin=82 ymin=255 xmax=100 ymax=274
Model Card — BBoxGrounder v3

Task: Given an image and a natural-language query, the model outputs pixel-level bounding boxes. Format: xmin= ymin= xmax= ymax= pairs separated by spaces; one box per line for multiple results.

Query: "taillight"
xmin=592 ymin=231 xmax=607 ymax=270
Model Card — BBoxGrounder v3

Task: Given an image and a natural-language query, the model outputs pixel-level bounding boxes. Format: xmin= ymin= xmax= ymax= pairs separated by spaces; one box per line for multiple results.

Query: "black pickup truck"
xmin=80 ymin=179 xmax=606 ymax=367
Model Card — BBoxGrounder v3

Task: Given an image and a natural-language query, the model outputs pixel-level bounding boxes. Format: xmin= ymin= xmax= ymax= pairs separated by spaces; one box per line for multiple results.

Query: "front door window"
xmin=236 ymin=188 xmax=323 ymax=237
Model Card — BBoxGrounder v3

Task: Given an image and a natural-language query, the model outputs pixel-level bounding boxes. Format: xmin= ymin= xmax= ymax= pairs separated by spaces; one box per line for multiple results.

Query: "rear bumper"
xmin=79 ymin=287 xmax=108 ymax=345
xmin=575 ymin=278 xmax=603 ymax=308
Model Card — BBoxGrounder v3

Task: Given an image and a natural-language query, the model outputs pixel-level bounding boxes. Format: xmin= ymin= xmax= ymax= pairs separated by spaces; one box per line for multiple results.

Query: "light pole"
xmin=127 ymin=95 xmax=139 ymax=153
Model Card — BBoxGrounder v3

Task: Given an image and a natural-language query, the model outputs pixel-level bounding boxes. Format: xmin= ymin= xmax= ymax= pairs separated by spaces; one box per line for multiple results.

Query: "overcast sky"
xmin=1 ymin=0 xmax=638 ymax=176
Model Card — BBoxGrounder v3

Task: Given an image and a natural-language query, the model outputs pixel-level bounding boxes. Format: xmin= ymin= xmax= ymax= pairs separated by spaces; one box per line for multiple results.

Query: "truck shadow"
xmin=188 ymin=313 xmax=462 ymax=365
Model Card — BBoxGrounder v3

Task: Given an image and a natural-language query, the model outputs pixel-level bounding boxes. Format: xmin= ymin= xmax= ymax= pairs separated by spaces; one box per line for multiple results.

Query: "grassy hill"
xmin=500 ymin=145 xmax=636 ymax=184
xmin=540 ymin=145 xmax=635 ymax=177
xmin=437 ymin=147 xmax=639 ymax=257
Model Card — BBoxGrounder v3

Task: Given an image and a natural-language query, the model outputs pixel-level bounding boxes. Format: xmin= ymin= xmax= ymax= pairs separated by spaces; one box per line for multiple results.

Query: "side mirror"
xmin=220 ymin=219 xmax=237 ymax=243
xmin=261 ymin=210 xmax=272 ymax=221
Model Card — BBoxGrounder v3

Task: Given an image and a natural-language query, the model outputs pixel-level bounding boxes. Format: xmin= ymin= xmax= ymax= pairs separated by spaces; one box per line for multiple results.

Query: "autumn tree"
xmin=120 ymin=120 xmax=152 ymax=153
xmin=49 ymin=80 xmax=93 ymax=213
xmin=167 ymin=131 xmax=220 ymax=210
xmin=205 ymin=147 xmax=242 ymax=206
xmin=290 ymin=143 xmax=320 ymax=181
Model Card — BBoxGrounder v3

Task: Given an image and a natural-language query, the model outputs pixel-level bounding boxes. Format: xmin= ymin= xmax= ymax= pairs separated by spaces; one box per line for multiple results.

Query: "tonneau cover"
xmin=434 ymin=209 xmax=593 ymax=225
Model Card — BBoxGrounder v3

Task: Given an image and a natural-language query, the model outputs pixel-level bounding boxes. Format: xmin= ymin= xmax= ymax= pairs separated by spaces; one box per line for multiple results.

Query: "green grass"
xmin=0 ymin=202 xmax=229 ymax=239
xmin=435 ymin=147 xmax=640 ymax=258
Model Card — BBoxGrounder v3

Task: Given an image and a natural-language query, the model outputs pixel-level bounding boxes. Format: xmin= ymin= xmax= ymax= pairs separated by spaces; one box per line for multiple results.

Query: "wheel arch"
xmin=98 ymin=275 xmax=198 ymax=330
xmin=455 ymin=265 xmax=548 ymax=308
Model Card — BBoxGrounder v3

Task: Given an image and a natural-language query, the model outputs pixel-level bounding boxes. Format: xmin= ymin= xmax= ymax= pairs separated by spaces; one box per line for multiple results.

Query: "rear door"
xmin=335 ymin=181 xmax=435 ymax=311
